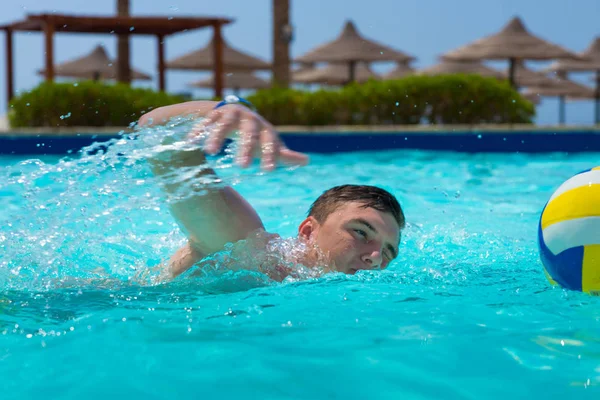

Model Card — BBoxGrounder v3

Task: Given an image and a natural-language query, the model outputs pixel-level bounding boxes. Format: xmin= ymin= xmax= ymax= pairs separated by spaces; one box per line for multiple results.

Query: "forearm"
xmin=138 ymin=100 xmax=218 ymax=127
xmin=140 ymin=103 xmax=264 ymax=276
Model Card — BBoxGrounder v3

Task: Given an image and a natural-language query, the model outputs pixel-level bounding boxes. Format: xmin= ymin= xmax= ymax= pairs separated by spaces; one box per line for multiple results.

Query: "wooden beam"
xmin=44 ymin=21 xmax=55 ymax=82
xmin=157 ymin=34 xmax=166 ymax=92
xmin=213 ymin=23 xmax=224 ymax=99
xmin=5 ymin=29 xmax=14 ymax=109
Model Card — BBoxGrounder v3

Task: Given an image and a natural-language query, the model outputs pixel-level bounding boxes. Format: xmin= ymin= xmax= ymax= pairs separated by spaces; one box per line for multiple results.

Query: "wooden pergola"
xmin=0 ymin=13 xmax=234 ymax=110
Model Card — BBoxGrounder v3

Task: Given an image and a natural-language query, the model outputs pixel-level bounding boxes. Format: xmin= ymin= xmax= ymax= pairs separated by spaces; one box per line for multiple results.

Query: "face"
xmin=298 ymin=202 xmax=401 ymax=274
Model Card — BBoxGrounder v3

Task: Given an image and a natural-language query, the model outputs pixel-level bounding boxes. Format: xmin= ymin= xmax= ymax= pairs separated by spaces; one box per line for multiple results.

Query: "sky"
xmin=0 ymin=0 xmax=599 ymax=125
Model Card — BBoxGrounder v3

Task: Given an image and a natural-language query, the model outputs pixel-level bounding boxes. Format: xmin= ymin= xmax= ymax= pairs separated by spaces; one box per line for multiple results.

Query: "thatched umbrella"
xmin=295 ymin=20 xmax=414 ymax=83
xmin=506 ymin=62 xmax=558 ymax=87
xmin=188 ymin=72 xmax=270 ymax=95
xmin=37 ymin=44 xmax=151 ymax=81
xmin=545 ymin=37 xmax=600 ymax=123
xmin=522 ymin=92 xmax=541 ymax=105
xmin=166 ymin=35 xmax=271 ymax=71
xmin=417 ymin=60 xmax=504 ymax=78
xmin=384 ymin=63 xmax=415 ymax=79
xmin=523 ymin=78 xmax=595 ymax=124
xmin=293 ymin=62 xmax=380 ymax=86
xmin=441 ymin=16 xmax=580 ymax=87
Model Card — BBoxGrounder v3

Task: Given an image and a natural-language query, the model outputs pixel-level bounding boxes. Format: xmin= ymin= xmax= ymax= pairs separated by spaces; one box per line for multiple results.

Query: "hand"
xmin=189 ymin=104 xmax=309 ymax=171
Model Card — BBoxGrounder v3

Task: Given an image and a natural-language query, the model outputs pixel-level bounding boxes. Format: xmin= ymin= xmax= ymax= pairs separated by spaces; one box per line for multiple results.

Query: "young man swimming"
xmin=138 ymin=98 xmax=405 ymax=281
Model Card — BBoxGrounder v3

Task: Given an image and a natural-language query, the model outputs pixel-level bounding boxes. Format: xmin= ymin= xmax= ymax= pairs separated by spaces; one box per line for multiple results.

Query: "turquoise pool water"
xmin=1 ymin=130 xmax=600 ymax=399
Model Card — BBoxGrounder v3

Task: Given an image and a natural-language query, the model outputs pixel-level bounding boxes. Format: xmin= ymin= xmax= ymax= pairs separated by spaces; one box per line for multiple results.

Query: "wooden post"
xmin=213 ymin=23 xmax=224 ymax=99
xmin=508 ymin=57 xmax=516 ymax=88
xmin=117 ymin=0 xmax=131 ymax=84
xmin=559 ymin=95 xmax=566 ymax=125
xmin=595 ymin=70 xmax=600 ymax=125
xmin=157 ymin=34 xmax=166 ymax=92
xmin=272 ymin=0 xmax=291 ymax=87
xmin=5 ymin=29 xmax=14 ymax=108
xmin=44 ymin=21 xmax=55 ymax=82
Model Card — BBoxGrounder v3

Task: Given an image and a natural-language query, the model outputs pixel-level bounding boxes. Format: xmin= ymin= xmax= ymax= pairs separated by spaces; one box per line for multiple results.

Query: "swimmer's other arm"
xmin=138 ymin=101 xmax=265 ymax=277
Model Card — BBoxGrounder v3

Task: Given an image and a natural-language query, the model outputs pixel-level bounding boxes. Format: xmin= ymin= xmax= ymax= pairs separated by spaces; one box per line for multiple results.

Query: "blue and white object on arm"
xmin=214 ymin=95 xmax=257 ymax=112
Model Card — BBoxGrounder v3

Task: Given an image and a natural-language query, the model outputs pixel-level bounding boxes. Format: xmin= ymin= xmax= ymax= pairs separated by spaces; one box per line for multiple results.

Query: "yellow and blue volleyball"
xmin=538 ymin=167 xmax=600 ymax=294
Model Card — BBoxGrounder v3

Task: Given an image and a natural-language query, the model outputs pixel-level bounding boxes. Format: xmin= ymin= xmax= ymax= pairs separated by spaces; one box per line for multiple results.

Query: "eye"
xmin=354 ymin=229 xmax=368 ymax=239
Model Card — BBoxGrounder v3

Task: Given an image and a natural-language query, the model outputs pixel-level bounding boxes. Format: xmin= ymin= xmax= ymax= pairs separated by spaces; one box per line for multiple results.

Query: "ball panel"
xmin=548 ymin=168 xmax=599 ymax=202
xmin=541 ymin=184 xmax=600 ymax=230
xmin=582 ymin=245 xmax=600 ymax=294
xmin=538 ymin=220 xmax=583 ymax=291
xmin=542 ymin=217 xmax=600 ymax=255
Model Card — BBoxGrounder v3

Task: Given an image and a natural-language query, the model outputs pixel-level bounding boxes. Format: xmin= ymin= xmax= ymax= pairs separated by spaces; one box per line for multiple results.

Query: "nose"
xmin=361 ymin=251 xmax=383 ymax=270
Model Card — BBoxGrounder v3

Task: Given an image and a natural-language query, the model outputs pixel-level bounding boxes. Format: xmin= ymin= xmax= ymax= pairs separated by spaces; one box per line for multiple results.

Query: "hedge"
xmin=9 ymin=74 xmax=535 ymax=128
xmin=8 ymin=81 xmax=185 ymax=128
xmin=247 ymin=74 xmax=535 ymax=125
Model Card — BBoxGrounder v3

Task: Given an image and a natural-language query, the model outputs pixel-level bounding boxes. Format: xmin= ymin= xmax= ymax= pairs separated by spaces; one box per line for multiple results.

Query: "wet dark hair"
xmin=308 ymin=185 xmax=405 ymax=228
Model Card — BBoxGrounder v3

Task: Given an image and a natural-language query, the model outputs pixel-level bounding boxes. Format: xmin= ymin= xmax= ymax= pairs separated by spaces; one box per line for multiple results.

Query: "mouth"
xmin=348 ymin=268 xmax=358 ymax=274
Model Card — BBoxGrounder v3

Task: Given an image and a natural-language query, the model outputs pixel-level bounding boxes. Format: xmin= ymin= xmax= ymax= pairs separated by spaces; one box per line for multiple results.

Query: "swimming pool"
xmin=1 ymin=133 xmax=600 ymax=398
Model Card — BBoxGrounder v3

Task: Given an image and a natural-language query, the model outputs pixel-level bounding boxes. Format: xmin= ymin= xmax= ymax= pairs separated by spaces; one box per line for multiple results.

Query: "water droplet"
xmin=129 ymin=26 xmax=135 ymax=32
xmin=169 ymin=6 xmax=180 ymax=11
xmin=477 ymin=134 xmax=482 ymax=139
xmin=395 ymin=102 xmax=399 ymax=106
xmin=454 ymin=191 xmax=461 ymax=199
xmin=73 ymin=83 xmax=78 ymax=87
xmin=168 ymin=16 xmax=173 ymax=20
xmin=26 ymin=103 xmax=30 ymax=107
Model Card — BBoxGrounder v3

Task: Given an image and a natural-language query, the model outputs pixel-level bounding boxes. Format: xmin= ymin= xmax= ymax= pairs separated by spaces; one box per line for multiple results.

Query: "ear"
xmin=298 ymin=216 xmax=319 ymax=241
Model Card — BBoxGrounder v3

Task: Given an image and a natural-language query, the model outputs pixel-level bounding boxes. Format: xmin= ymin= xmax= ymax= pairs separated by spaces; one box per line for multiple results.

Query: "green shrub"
xmin=247 ymin=74 xmax=535 ymax=125
xmin=9 ymin=75 xmax=535 ymax=128
xmin=8 ymin=81 xmax=185 ymax=127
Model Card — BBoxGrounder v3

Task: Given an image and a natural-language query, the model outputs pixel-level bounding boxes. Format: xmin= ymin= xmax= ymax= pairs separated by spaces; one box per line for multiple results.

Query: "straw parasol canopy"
xmin=293 ymin=62 xmax=380 ymax=86
xmin=166 ymin=35 xmax=271 ymax=71
xmin=295 ymin=20 xmax=414 ymax=83
xmin=523 ymin=79 xmax=595 ymax=98
xmin=522 ymin=92 xmax=541 ymax=105
xmin=417 ymin=60 xmax=504 ymax=79
xmin=384 ymin=63 xmax=415 ymax=79
xmin=441 ymin=16 xmax=581 ymax=87
xmin=505 ymin=62 xmax=559 ymax=87
xmin=188 ymin=72 xmax=270 ymax=94
xmin=37 ymin=44 xmax=151 ymax=81
xmin=522 ymin=77 xmax=595 ymax=124
xmin=545 ymin=37 xmax=600 ymax=123
xmin=545 ymin=37 xmax=600 ymax=73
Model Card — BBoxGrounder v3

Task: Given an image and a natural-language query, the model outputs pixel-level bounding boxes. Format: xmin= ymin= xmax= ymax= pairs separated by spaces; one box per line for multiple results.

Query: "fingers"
xmin=203 ymin=107 xmax=240 ymax=155
xmin=186 ymin=104 xmax=310 ymax=171
xmin=279 ymin=146 xmax=310 ymax=166
xmin=259 ymin=128 xmax=280 ymax=171
xmin=238 ymin=117 xmax=260 ymax=168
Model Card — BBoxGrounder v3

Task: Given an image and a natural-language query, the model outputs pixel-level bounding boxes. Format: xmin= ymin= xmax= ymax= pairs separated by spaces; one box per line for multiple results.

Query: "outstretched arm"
xmin=138 ymin=100 xmax=308 ymax=277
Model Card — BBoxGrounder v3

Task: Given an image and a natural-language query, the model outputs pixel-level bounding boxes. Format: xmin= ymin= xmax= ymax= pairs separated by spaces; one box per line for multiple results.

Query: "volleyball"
xmin=538 ymin=167 xmax=600 ymax=294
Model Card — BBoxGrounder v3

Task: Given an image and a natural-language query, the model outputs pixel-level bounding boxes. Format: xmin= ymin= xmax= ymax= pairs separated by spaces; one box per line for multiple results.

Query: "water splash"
xmin=0 ymin=116 xmax=293 ymax=292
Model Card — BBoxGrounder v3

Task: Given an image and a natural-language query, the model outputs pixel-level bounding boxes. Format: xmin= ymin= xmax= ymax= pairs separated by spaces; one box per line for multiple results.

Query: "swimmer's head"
xmin=298 ymin=185 xmax=405 ymax=274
